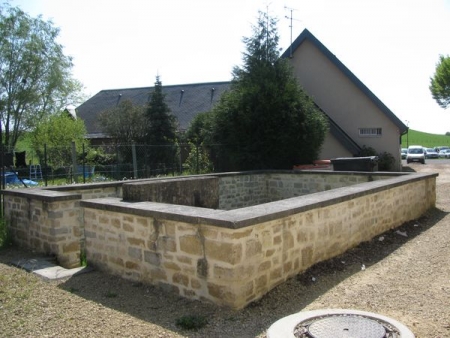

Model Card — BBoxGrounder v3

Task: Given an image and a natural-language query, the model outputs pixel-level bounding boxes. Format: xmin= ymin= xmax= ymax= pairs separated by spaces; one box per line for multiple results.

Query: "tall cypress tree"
xmin=145 ymin=76 xmax=177 ymax=168
xmin=212 ymin=11 xmax=328 ymax=170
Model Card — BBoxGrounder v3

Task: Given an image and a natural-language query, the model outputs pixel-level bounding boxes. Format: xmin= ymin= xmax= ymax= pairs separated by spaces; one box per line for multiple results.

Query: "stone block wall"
xmin=2 ymin=171 xmax=437 ymax=308
xmin=81 ymin=173 xmax=436 ymax=309
xmin=3 ymin=182 xmax=123 ymax=268
xmin=4 ymin=190 xmax=82 ymax=268
xmin=218 ymin=171 xmax=396 ymax=210
xmin=122 ymin=176 xmax=219 ymax=208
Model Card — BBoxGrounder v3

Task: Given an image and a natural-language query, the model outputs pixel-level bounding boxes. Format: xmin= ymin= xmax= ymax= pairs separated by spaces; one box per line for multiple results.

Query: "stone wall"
xmin=80 ymin=173 xmax=436 ymax=309
xmin=218 ymin=171 xmax=395 ymax=210
xmin=2 ymin=171 xmax=437 ymax=308
xmin=123 ymin=176 xmax=219 ymax=208
xmin=4 ymin=190 xmax=82 ymax=268
xmin=3 ymin=183 xmax=122 ymax=268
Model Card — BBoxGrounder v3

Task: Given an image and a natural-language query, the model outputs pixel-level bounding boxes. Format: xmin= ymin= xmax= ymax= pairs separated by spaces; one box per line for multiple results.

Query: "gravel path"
xmin=0 ymin=163 xmax=449 ymax=337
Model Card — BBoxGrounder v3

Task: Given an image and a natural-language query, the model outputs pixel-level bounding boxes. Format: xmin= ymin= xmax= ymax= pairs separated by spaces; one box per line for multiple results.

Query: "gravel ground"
xmin=0 ymin=163 xmax=449 ymax=337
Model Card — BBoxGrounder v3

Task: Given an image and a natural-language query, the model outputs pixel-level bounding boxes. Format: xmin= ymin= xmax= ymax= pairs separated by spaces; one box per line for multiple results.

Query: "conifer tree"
xmin=144 ymin=76 xmax=177 ymax=168
xmin=211 ymin=11 xmax=327 ymax=170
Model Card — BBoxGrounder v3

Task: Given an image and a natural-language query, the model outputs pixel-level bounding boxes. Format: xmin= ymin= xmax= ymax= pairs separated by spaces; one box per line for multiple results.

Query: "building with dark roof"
xmin=76 ymin=29 xmax=407 ymax=170
xmin=76 ymin=81 xmax=230 ymax=143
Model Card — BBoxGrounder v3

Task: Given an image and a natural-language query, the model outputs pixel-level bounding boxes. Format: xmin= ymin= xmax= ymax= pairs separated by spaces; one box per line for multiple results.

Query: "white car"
xmin=439 ymin=149 xmax=450 ymax=158
xmin=425 ymin=148 xmax=439 ymax=159
xmin=407 ymin=146 xmax=425 ymax=164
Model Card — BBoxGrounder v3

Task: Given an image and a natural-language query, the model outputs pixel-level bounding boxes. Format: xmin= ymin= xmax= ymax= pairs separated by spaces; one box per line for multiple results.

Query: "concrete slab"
xmin=10 ymin=257 xmax=93 ymax=281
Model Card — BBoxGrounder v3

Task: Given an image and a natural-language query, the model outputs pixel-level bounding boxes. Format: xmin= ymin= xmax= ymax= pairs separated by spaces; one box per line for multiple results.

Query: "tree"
xmin=185 ymin=111 xmax=214 ymax=145
xmin=144 ymin=76 xmax=178 ymax=168
xmin=0 ymin=4 xmax=85 ymax=151
xmin=211 ymin=11 xmax=328 ymax=170
xmin=430 ymin=55 xmax=450 ymax=109
xmin=97 ymin=99 xmax=147 ymax=145
xmin=31 ymin=111 xmax=88 ymax=168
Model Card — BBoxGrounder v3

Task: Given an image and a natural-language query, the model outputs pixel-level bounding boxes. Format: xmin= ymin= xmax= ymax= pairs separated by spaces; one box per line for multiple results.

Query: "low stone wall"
xmin=2 ymin=171 xmax=437 ymax=308
xmin=3 ymin=182 xmax=123 ymax=268
xmin=218 ymin=171 xmax=395 ymax=209
xmin=123 ymin=176 xmax=219 ymax=208
xmin=81 ymin=172 xmax=436 ymax=309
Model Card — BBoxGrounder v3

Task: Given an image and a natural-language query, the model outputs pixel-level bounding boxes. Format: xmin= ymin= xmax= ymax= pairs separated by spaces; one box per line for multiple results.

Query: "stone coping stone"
xmin=0 ymin=188 xmax=81 ymax=202
xmin=81 ymin=172 xmax=437 ymax=229
xmin=10 ymin=257 xmax=93 ymax=281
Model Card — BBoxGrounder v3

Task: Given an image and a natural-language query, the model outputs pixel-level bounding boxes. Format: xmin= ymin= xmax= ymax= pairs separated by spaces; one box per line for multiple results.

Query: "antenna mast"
xmin=284 ymin=6 xmax=297 ymax=58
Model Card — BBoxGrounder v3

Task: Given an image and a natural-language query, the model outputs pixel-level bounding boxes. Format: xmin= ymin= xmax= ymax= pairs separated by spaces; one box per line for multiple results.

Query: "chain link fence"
xmin=1 ymin=142 xmax=234 ymax=187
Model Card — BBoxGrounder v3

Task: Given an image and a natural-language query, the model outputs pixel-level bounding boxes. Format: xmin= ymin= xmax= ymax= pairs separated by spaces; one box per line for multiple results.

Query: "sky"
xmin=8 ymin=0 xmax=450 ymax=134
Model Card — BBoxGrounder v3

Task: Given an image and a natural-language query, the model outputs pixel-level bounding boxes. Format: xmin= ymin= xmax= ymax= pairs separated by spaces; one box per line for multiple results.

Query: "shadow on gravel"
xmin=55 ymin=207 xmax=448 ymax=337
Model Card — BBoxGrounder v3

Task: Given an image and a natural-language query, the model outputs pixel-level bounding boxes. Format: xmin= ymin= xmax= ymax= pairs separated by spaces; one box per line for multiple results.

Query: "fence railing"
xmin=2 ymin=142 xmax=230 ymax=187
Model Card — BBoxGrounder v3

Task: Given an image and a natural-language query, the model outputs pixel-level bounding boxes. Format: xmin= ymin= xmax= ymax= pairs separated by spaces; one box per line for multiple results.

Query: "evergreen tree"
xmin=211 ymin=11 xmax=328 ymax=170
xmin=145 ymin=76 xmax=177 ymax=168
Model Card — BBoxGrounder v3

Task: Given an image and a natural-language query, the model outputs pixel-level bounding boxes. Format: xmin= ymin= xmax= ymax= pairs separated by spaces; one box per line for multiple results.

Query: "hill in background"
xmin=402 ymin=129 xmax=450 ymax=148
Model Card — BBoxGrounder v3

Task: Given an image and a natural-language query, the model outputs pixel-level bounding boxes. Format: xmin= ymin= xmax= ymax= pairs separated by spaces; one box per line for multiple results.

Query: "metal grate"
xmin=294 ymin=314 xmax=402 ymax=338
xmin=308 ymin=315 xmax=385 ymax=337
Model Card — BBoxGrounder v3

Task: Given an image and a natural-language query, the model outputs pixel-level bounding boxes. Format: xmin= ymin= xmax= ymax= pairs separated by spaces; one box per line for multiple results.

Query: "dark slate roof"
xmin=281 ymin=29 xmax=408 ymax=135
xmin=76 ymin=81 xmax=230 ymax=137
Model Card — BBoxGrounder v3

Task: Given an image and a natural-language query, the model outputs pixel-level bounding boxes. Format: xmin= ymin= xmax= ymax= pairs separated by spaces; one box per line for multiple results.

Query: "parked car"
xmin=425 ymin=148 xmax=439 ymax=159
xmin=401 ymin=148 xmax=407 ymax=159
xmin=439 ymin=149 xmax=450 ymax=158
xmin=436 ymin=146 xmax=450 ymax=153
xmin=407 ymin=146 xmax=425 ymax=164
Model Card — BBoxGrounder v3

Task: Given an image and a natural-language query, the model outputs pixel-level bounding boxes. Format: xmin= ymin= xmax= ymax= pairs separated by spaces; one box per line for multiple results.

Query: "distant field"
xmin=401 ymin=129 xmax=450 ymax=148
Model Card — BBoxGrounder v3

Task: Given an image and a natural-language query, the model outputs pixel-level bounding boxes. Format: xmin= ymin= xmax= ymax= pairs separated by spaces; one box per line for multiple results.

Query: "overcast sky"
xmin=9 ymin=0 xmax=450 ymax=134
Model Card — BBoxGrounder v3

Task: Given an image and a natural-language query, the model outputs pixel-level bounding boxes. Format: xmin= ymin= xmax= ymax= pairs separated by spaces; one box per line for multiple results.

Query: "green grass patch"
xmin=104 ymin=291 xmax=118 ymax=298
xmin=402 ymin=129 xmax=450 ymax=148
xmin=0 ymin=217 xmax=12 ymax=249
xmin=175 ymin=314 xmax=208 ymax=330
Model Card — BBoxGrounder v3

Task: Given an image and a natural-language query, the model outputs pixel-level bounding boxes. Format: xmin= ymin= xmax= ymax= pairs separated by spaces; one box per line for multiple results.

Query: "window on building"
xmin=359 ymin=128 xmax=382 ymax=137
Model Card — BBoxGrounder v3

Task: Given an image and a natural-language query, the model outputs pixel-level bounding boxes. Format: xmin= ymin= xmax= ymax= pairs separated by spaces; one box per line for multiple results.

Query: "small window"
xmin=359 ymin=128 xmax=382 ymax=137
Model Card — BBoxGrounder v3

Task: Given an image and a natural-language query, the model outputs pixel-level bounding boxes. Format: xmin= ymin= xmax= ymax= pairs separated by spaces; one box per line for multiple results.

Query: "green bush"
xmin=0 ymin=218 xmax=12 ymax=249
xmin=175 ymin=314 xmax=208 ymax=330
xmin=358 ymin=146 xmax=395 ymax=171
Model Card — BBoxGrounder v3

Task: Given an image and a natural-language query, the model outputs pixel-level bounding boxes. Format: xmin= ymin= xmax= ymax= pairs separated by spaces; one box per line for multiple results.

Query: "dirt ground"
xmin=0 ymin=163 xmax=449 ymax=337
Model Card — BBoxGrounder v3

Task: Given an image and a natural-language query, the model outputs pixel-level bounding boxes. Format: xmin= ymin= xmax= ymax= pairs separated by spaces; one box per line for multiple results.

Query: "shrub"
xmin=357 ymin=146 xmax=395 ymax=171
xmin=0 ymin=218 xmax=12 ymax=249
xmin=175 ymin=314 xmax=208 ymax=330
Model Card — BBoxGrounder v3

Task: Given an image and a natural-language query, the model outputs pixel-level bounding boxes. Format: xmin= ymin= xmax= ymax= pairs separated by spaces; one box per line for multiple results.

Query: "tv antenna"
xmin=284 ymin=6 xmax=299 ymax=58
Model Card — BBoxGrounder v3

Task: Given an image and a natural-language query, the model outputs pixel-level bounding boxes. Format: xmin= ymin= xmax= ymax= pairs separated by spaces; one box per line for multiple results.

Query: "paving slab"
xmin=10 ymin=257 xmax=93 ymax=281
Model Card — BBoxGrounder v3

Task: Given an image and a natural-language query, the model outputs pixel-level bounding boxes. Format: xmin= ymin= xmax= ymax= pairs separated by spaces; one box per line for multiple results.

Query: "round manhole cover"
xmin=307 ymin=315 xmax=386 ymax=338
xmin=266 ymin=309 xmax=415 ymax=338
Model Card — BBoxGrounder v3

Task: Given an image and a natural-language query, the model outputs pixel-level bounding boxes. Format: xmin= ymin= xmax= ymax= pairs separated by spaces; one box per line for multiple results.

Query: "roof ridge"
xmin=98 ymin=81 xmax=232 ymax=93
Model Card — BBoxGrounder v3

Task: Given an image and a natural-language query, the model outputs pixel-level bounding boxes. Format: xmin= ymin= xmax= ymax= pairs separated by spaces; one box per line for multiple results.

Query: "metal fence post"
xmin=132 ymin=144 xmax=137 ymax=179
xmin=195 ymin=143 xmax=198 ymax=174
xmin=44 ymin=144 xmax=48 ymax=187
xmin=82 ymin=143 xmax=86 ymax=184
xmin=71 ymin=141 xmax=77 ymax=183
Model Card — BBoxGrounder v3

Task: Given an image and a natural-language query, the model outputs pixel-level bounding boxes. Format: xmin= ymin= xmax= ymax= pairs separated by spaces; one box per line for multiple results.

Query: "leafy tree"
xmin=0 ymin=4 xmax=85 ymax=151
xmin=185 ymin=111 xmax=214 ymax=145
xmin=211 ymin=11 xmax=328 ymax=170
xmin=31 ymin=111 xmax=88 ymax=168
xmin=430 ymin=55 xmax=450 ymax=109
xmin=183 ymin=141 xmax=214 ymax=175
xmin=97 ymin=99 xmax=147 ymax=145
xmin=144 ymin=76 xmax=178 ymax=168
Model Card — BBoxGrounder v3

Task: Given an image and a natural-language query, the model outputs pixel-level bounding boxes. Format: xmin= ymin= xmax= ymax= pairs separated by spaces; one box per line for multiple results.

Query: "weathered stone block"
xmin=172 ymin=272 xmax=189 ymax=287
xmin=205 ymin=241 xmax=242 ymax=265
xmin=144 ymin=250 xmax=161 ymax=266
xmin=179 ymin=235 xmax=202 ymax=256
